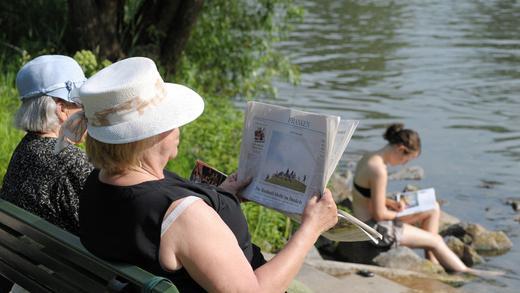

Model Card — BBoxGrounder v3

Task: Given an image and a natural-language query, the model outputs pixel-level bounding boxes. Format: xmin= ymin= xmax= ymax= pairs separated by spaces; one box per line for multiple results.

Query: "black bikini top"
xmin=353 ymin=181 xmax=371 ymax=198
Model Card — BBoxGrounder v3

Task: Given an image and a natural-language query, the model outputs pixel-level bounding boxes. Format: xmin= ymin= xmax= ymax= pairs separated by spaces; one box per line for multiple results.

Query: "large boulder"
xmin=445 ymin=236 xmax=484 ymax=267
xmin=441 ymin=222 xmax=513 ymax=256
xmin=465 ymin=223 xmax=513 ymax=256
xmin=372 ymin=247 xmax=444 ymax=274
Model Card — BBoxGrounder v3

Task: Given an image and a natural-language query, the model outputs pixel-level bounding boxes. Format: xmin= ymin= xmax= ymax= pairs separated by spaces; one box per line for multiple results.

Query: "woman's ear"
xmin=396 ymin=144 xmax=408 ymax=154
xmin=54 ymin=99 xmax=68 ymax=123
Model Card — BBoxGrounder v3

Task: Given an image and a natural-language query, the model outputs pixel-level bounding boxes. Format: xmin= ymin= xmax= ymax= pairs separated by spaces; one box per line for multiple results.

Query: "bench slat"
xmin=0 ymin=199 xmax=179 ymax=292
xmin=0 ymin=227 xmax=107 ymax=292
xmin=0 ymin=245 xmax=81 ymax=292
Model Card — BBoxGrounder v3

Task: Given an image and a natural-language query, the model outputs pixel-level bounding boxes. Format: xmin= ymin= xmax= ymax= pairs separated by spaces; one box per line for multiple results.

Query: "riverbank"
xmin=302 ymin=170 xmax=514 ymax=292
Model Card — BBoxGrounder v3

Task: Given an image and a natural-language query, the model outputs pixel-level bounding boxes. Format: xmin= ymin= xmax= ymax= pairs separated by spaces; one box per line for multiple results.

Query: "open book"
xmin=236 ymin=101 xmax=382 ymax=243
xmin=389 ymin=188 xmax=437 ymax=218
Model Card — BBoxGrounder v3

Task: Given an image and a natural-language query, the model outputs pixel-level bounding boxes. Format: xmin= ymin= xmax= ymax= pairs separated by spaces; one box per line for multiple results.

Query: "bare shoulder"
xmin=365 ymin=154 xmax=386 ymax=177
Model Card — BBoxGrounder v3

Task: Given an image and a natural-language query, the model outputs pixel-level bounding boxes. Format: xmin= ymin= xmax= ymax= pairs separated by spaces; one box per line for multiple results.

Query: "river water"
xmin=247 ymin=0 xmax=520 ymax=291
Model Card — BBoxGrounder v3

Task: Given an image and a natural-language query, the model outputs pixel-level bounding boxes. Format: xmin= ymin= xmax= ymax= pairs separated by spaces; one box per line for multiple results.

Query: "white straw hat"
xmin=78 ymin=57 xmax=204 ymax=144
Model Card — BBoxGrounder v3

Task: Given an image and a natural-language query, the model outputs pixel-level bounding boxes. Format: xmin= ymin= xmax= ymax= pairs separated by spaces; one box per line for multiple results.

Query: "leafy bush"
xmin=73 ymin=50 xmax=112 ymax=77
xmin=175 ymin=0 xmax=302 ymax=99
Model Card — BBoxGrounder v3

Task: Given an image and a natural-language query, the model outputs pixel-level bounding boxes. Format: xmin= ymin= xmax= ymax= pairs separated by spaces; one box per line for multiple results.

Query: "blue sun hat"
xmin=16 ymin=55 xmax=86 ymax=103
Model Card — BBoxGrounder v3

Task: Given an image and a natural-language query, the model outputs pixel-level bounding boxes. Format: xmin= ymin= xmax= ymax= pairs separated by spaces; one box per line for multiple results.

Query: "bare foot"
xmin=465 ymin=268 xmax=505 ymax=278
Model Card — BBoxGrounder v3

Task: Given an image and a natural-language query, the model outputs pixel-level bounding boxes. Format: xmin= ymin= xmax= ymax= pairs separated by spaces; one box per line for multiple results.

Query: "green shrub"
xmin=0 ymin=56 xmax=24 ymax=182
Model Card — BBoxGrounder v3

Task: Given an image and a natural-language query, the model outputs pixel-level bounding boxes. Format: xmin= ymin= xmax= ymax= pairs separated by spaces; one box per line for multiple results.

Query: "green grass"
xmin=0 ymin=57 xmax=24 ymax=182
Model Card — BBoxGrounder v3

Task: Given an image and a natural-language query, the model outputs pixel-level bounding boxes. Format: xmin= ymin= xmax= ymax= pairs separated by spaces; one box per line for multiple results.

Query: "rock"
xmin=439 ymin=211 xmax=461 ymax=233
xmin=505 ymin=198 xmax=520 ymax=212
xmin=467 ymin=225 xmax=512 ymax=256
xmin=306 ymin=246 xmax=323 ymax=261
xmin=330 ymin=171 xmax=353 ymax=203
xmin=440 ymin=223 xmax=466 ymax=239
xmin=287 ymin=279 xmax=313 ymax=293
xmin=388 ymin=166 xmax=424 ymax=181
xmin=445 ymin=236 xmax=465 ymax=256
xmin=372 ymin=247 xmax=444 ymax=274
xmin=445 ymin=236 xmax=484 ymax=267
xmin=442 ymin=222 xmax=513 ymax=256
xmin=461 ymin=244 xmax=484 ymax=266
xmin=515 ymin=215 xmax=520 ymax=222
xmin=478 ymin=180 xmax=500 ymax=189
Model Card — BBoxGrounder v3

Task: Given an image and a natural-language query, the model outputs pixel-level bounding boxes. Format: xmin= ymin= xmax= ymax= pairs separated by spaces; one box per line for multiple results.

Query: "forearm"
xmin=374 ymin=208 xmax=399 ymax=221
xmin=254 ymin=223 xmax=319 ymax=292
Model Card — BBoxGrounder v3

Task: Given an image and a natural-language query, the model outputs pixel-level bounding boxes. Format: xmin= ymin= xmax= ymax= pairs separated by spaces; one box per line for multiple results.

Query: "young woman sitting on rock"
xmin=352 ymin=123 xmax=498 ymax=275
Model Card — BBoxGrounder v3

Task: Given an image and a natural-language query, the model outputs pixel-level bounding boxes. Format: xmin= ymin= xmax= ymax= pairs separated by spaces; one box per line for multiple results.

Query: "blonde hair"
xmin=86 ymin=134 xmax=159 ymax=175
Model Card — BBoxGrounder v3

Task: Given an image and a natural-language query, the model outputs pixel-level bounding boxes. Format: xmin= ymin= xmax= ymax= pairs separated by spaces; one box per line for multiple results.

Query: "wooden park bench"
xmin=0 ymin=199 xmax=179 ymax=292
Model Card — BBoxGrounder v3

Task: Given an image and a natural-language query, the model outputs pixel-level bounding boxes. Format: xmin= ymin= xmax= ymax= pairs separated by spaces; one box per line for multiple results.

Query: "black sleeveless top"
xmin=79 ymin=169 xmax=265 ymax=292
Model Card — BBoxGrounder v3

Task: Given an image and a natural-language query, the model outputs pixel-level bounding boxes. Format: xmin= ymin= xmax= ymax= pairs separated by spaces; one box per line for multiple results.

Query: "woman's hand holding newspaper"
xmin=301 ymin=188 xmax=338 ymax=235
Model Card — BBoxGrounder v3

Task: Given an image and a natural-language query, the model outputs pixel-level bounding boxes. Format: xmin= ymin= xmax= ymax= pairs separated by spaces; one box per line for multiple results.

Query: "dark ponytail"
xmin=383 ymin=123 xmax=421 ymax=154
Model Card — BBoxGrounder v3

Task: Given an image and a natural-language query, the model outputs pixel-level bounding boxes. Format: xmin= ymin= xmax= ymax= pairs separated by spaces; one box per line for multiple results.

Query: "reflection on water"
xmin=243 ymin=0 xmax=520 ymax=291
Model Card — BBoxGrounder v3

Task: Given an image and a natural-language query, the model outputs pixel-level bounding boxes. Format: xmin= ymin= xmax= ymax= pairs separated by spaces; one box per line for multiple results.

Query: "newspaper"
xmin=391 ymin=188 xmax=437 ymax=218
xmin=237 ymin=101 xmax=382 ymax=243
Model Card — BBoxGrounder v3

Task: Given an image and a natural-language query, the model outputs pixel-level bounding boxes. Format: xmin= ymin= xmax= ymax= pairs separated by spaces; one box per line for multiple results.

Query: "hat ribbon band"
xmin=88 ymin=81 xmax=166 ymax=127
xmin=21 ymin=79 xmax=85 ymax=100
xmin=54 ymin=110 xmax=88 ymax=154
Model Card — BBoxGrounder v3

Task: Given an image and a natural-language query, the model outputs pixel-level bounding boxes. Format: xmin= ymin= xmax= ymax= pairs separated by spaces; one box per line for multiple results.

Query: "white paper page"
xmin=396 ymin=188 xmax=437 ymax=217
xmin=325 ymin=119 xmax=359 ymax=182
xmin=337 ymin=209 xmax=382 ymax=241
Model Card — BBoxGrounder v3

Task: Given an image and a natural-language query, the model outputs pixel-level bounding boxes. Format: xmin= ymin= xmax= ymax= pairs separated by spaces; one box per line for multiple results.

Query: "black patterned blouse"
xmin=0 ymin=132 xmax=93 ymax=234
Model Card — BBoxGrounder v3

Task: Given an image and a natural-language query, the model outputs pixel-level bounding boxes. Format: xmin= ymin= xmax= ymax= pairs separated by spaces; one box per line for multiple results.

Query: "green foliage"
xmin=175 ymin=0 xmax=303 ymax=98
xmin=0 ymin=57 xmax=25 ymax=182
xmin=165 ymin=97 xmax=244 ymax=177
xmin=242 ymin=202 xmax=293 ymax=252
xmin=73 ymin=50 xmax=112 ymax=78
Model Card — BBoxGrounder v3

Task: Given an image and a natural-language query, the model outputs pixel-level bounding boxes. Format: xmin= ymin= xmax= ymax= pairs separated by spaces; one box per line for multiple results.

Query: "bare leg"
xmin=421 ymin=202 xmax=440 ymax=264
xmin=399 ymin=202 xmax=441 ymax=264
xmin=399 ymin=223 xmax=467 ymax=272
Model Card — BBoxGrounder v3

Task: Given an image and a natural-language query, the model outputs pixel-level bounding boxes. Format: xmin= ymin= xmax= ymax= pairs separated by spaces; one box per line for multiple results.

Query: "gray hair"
xmin=14 ymin=95 xmax=60 ymax=132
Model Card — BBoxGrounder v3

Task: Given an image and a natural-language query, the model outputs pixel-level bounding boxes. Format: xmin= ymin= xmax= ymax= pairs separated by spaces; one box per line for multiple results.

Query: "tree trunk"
xmin=160 ymin=0 xmax=204 ymax=74
xmin=65 ymin=0 xmax=124 ymax=60
xmin=64 ymin=0 xmax=203 ymax=72
xmin=129 ymin=0 xmax=204 ymax=73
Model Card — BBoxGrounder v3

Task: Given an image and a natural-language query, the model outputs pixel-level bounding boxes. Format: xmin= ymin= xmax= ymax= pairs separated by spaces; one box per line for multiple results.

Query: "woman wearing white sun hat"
xmin=60 ymin=57 xmax=338 ymax=292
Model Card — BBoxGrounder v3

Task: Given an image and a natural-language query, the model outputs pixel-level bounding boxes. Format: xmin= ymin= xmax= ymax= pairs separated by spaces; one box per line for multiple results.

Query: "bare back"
xmin=352 ymin=151 xmax=388 ymax=222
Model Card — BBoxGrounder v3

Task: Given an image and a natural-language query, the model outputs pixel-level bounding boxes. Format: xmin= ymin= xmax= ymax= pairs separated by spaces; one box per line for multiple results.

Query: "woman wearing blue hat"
xmin=0 ymin=55 xmax=93 ymax=235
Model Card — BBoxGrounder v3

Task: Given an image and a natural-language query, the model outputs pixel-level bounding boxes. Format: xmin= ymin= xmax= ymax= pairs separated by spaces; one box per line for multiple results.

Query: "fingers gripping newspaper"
xmin=237 ymin=102 xmax=382 ymax=243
